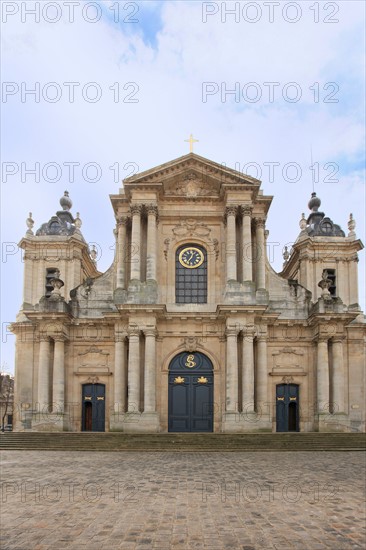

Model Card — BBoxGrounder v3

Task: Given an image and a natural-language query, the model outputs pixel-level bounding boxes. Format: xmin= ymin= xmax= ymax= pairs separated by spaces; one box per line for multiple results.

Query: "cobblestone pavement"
xmin=0 ymin=451 xmax=365 ymax=549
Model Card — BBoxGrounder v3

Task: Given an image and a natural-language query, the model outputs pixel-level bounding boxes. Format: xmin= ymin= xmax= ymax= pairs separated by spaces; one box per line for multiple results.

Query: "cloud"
xmin=1 ymin=0 xmax=365 ymax=372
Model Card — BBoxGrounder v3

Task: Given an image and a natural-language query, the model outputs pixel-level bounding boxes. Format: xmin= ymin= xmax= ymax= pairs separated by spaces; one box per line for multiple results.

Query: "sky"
xmin=1 ymin=0 xmax=365 ymax=374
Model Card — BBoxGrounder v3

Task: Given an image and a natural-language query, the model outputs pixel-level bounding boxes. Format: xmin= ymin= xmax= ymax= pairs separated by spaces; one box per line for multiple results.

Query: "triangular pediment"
xmin=123 ymin=153 xmax=260 ymax=198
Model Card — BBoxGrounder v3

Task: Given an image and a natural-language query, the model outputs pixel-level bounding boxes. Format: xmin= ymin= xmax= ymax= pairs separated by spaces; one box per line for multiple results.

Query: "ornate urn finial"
xmin=299 ymin=212 xmax=307 ymax=231
xmin=26 ymin=212 xmax=34 ymax=235
xmin=348 ymin=213 xmax=356 ymax=237
xmin=74 ymin=212 xmax=82 ymax=229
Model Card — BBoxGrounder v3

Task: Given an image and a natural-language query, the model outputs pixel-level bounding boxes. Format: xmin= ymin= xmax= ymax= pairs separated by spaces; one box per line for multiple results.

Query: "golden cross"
xmin=184 ymin=133 xmax=199 ymax=153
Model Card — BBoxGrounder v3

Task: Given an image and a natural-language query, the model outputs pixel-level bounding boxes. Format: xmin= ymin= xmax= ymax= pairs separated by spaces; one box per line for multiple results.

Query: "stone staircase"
xmin=0 ymin=432 xmax=365 ymax=451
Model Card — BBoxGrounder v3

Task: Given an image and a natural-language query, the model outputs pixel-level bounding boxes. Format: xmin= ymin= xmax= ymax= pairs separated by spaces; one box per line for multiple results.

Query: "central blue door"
xmin=168 ymin=352 xmax=213 ymax=432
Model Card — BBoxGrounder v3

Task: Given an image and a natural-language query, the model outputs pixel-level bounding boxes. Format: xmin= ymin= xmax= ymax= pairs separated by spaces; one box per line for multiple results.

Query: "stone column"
xmin=52 ymin=336 xmax=65 ymax=413
xmin=38 ymin=336 xmax=51 ymax=410
xmin=225 ymin=206 xmax=237 ymax=282
xmin=114 ymin=330 xmax=127 ymax=413
xmin=255 ymin=218 xmax=266 ymax=289
xmin=332 ymin=338 xmax=345 ymax=413
xmin=225 ymin=327 xmax=239 ymax=412
xmin=146 ymin=205 xmax=158 ymax=281
xmin=116 ymin=216 xmax=127 ymax=289
xmin=317 ymin=338 xmax=329 ymax=413
xmin=241 ymin=206 xmax=253 ymax=282
xmin=127 ymin=328 xmax=140 ymax=412
xmin=242 ymin=327 xmax=255 ymax=412
xmin=144 ymin=328 xmax=157 ymax=412
xmin=130 ymin=205 xmax=142 ymax=281
xmin=256 ymin=334 xmax=268 ymax=411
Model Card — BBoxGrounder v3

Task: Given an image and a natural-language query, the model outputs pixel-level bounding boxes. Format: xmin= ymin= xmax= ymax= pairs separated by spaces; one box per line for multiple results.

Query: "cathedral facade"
xmin=11 ymin=153 xmax=366 ymax=433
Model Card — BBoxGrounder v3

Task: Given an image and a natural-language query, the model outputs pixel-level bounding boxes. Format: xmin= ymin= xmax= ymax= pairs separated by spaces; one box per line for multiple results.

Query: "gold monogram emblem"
xmin=185 ymin=354 xmax=196 ymax=368
xmin=174 ymin=376 xmax=185 ymax=384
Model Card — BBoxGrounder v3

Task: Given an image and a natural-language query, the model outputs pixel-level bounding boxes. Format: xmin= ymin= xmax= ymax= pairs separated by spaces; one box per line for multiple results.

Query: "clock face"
xmin=179 ymin=247 xmax=204 ymax=268
xmin=320 ymin=221 xmax=333 ymax=234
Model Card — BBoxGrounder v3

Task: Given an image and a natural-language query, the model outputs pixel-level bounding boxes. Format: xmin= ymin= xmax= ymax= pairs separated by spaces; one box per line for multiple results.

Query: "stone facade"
xmin=11 ymin=154 xmax=366 ymax=433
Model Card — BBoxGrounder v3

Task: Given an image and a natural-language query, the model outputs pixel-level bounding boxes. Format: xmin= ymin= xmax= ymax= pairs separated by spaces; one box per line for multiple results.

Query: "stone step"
xmin=1 ymin=433 xmax=365 ymax=451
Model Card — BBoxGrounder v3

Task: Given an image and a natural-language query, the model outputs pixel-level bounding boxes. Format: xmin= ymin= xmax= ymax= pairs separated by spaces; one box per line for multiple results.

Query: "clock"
xmin=179 ymin=247 xmax=204 ymax=268
xmin=320 ymin=220 xmax=333 ymax=234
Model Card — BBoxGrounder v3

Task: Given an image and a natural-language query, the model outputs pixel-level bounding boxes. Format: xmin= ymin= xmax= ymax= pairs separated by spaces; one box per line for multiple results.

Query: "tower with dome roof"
xmin=281 ymin=192 xmax=363 ymax=307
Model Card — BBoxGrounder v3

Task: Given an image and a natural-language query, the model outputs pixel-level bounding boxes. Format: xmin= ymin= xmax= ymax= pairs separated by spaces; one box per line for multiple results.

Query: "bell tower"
xmin=17 ymin=191 xmax=99 ymax=313
xmin=281 ymin=192 xmax=363 ymax=308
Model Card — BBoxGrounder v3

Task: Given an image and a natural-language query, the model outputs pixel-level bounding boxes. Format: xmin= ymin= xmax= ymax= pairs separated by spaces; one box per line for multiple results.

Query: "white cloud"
xmin=1 ymin=0 xmax=365 ymax=372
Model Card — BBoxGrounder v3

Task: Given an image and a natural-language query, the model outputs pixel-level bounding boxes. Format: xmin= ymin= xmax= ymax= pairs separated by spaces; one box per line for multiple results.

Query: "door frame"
xmin=81 ymin=383 xmax=106 ymax=432
xmin=168 ymin=351 xmax=214 ymax=432
xmin=276 ymin=383 xmax=300 ymax=432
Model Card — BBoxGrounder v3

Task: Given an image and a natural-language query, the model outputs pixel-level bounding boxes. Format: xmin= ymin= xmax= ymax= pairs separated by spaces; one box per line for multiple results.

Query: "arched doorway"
xmin=82 ymin=383 xmax=105 ymax=432
xmin=276 ymin=384 xmax=299 ymax=432
xmin=168 ymin=351 xmax=213 ymax=432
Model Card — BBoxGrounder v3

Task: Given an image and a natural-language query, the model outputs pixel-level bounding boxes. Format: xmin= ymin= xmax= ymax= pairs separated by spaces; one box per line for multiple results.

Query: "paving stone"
xmin=0 ymin=450 xmax=365 ymax=549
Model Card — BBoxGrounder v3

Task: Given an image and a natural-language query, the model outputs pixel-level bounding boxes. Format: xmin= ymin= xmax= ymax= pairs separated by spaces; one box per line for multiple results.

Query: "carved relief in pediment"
xmin=165 ymin=172 xmax=218 ymax=197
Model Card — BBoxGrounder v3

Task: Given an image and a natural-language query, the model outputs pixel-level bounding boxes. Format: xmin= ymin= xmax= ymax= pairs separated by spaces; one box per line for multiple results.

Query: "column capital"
xmin=115 ymin=332 xmax=127 ymax=343
xmin=146 ymin=204 xmax=159 ymax=227
xmin=116 ymin=215 xmax=129 ymax=227
xmin=225 ymin=205 xmax=238 ymax=217
xmin=254 ymin=217 xmax=266 ymax=228
xmin=53 ymin=334 xmax=67 ymax=343
xmin=332 ymin=336 xmax=346 ymax=344
xmin=143 ymin=327 xmax=158 ymax=338
xmin=241 ymin=204 xmax=253 ymax=216
xmin=225 ymin=327 xmax=239 ymax=338
xmin=146 ymin=204 xmax=158 ymax=217
xmin=128 ymin=326 xmax=140 ymax=338
xmin=39 ymin=334 xmax=51 ymax=343
xmin=317 ymin=336 xmax=329 ymax=344
xmin=130 ymin=204 xmax=143 ymax=216
xmin=242 ymin=325 xmax=256 ymax=340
